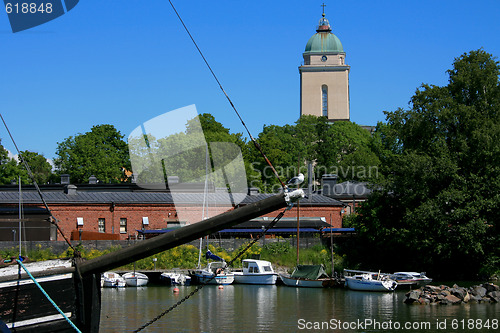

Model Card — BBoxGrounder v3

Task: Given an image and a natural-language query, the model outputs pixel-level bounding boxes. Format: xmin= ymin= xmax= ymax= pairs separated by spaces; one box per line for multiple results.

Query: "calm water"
xmin=100 ymin=284 xmax=499 ymax=332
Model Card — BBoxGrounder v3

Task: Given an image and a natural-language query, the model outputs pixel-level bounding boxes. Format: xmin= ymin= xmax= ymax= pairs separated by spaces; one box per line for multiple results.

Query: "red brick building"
xmin=0 ymin=183 xmax=346 ymax=241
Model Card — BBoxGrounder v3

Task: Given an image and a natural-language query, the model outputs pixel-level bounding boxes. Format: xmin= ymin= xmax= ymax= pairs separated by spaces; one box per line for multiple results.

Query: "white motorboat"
xmin=190 ymin=261 xmax=234 ymax=285
xmin=102 ymin=271 xmax=126 ymax=288
xmin=123 ymin=272 xmax=149 ymax=287
xmin=388 ymin=272 xmax=432 ymax=288
xmin=344 ymin=270 xmax=397 ymax=291
xmin=160 ymin=272 xmax=191 ymax=286
xmin=233 ymin=259 xmax=278 ymax=285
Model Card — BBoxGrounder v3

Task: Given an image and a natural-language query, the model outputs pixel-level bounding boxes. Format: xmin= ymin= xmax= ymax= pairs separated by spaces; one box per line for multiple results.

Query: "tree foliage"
xmin=248 ymin=116 xmax=380 ymax=192
xmin=54 ymin=125 xmax=130 ymax=184
xmin=345 ymin=49 xmax=500 ymax=279
xmin=0 ymin=139 xmax=19 ymax=185
xmin=17 ymin=150 xmax=53 ymax=184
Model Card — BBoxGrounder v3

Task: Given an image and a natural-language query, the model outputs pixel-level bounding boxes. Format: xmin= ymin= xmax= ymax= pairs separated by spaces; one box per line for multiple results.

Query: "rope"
xmin=17 ymin=259 xmax=82 ymax=333
xmin=167 ymin=0 xmax=286 ymax=189
xmin=0 ymin=113 xmax=77 ymax=254
xmin=133 ymin=208 xmax=287 ymax=332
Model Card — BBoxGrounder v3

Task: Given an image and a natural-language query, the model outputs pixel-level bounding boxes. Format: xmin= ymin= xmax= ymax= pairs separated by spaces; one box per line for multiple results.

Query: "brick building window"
xmin=98 ymin=218 xmax=105 ymax=233
xmin=120 ymin=218 xmax=127 ymax=233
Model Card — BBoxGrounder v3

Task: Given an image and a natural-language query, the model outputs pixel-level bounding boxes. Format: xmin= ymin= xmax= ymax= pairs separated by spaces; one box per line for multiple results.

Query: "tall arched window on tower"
xmin=322 ymin=85 xmax=328 ymax=117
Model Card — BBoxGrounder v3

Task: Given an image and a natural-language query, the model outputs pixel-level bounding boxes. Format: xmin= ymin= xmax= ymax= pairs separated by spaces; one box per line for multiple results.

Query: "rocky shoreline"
xmin=404 ymin=283 xmax=500 ymax=305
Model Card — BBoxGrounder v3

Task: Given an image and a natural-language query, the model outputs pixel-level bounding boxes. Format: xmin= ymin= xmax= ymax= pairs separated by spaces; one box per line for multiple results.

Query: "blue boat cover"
xmin=205 ymin=250 xmax=224 ymax=262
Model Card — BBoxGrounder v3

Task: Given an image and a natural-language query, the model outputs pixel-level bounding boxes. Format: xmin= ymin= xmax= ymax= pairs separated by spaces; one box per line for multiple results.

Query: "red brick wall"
xmin=50 ymin=204 xmax=177 ymax=240
xmin=23 ymin=201 xmax=344 ymax=240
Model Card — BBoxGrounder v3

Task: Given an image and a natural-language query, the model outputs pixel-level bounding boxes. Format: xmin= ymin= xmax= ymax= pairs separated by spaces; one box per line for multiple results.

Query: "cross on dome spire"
xmin=317 ymin=3 xmax=331 ymax=32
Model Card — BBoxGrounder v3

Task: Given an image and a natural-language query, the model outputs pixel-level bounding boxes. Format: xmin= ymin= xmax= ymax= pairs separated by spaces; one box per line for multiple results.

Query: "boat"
xmin=123 ymin=272 xmax=149 ymax=287
xmin=101 ymin=271 xmax=126 ymax=288
xmin=344 ymin=269 xmax=397 ymax=291
xmin=160 ymin=272 xmax=191 ymax=286
xmin=189 ymin=251 xmax=234 ymax=285
xmin=388 ymin=272 xmax=432 ymax=288
xmin=233 ymin=259 xmax=278 ymax=285
xmin=279 ymin=264 xmax=335 ymax=288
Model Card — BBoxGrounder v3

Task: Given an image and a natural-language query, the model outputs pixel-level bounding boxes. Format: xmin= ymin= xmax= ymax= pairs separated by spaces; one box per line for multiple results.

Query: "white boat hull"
xmin=123 ymin=272 xmax=149 ymax=287
xmin=102 ymin=272 xmax=126 ymax=288
xmin=160 ymin=272 xmax=191 ymax=286
xmin=279 ymin=274 xmax=331 ymax=288
xmin=345 ymin=276 xmax=397 ymax=291
xmin=192 ymin=271 xmax=234 ymax=285
xmin=233 ymin=272 xmax=277 ymax=285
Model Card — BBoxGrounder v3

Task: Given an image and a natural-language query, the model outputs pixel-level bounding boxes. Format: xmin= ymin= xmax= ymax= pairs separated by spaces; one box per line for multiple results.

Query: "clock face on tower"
xmin=321 ymin=55 xmax=327 ymax=62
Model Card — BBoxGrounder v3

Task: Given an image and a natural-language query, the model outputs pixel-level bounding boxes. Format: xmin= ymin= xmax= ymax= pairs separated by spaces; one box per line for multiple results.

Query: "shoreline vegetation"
xmin=0 ymin=242 xmax=345 ymax=276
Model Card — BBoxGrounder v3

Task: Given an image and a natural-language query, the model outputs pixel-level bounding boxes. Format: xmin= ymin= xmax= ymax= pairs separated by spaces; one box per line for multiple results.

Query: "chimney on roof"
xmin=64 ymin=184 xmax=77 ymax=195
xmin=61 ymin=174 xmax=70 ymax=185
xmin=89 ymin=175 xmax=98 ymax=184
xmin=248 ymin=187 xmax=260 ymax=196
xmin=167 ymin=176 xmax=179 ymax=184
xmin=321 ymin=174 xmax=338 ymax=197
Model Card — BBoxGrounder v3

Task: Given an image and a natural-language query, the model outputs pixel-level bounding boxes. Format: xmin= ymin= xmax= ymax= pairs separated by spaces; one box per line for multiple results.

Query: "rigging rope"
xmin=167 ymin=0 xmax=286 ymax=189
xmin=0 ymin=114 xmax=77 ymax=254
xmin=133 ymin=208 xmax=288 ymax=332
xmin=17 ymin=260 xmax=82 ymax=333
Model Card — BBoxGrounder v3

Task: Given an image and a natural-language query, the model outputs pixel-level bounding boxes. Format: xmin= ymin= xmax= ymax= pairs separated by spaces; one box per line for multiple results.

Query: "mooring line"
xmin=17 ymin=260 xmax=82 ymax=333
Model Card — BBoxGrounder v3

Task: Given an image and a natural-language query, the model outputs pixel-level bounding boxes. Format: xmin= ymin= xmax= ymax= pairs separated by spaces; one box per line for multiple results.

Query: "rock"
xmin=445 ymin=294 xmax=462 ymax=304
xmin=425 ymin=285 xmax=441 ymax=293
xmin=463 ymin=291 xmax=470 ymax=303
xmin=440 ymin=290 xmax=451 ymax=297
xmin=471 ymin=286 xmax=487 ymax=297
xmin=486 ymin=291 xmax=500 ymax=303
xmin=482 ymin=283 xmax=499 ymax=293
xmin=450 ymin=287 xmax=467 ymax=300
xmin=405 ymin=290 xmax=422 ymax=303
xmin=418 ymin=297 xmax=430 ymax=304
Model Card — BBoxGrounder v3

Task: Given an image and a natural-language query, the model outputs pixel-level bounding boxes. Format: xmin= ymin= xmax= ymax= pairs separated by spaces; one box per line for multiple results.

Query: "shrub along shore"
xmin=0 ymin=241 xmax=345 ymax=275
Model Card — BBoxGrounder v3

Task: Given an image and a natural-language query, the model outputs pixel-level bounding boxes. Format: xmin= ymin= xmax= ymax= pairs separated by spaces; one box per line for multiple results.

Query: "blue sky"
xmin=1 ymin=0 xmax=500 ymax=160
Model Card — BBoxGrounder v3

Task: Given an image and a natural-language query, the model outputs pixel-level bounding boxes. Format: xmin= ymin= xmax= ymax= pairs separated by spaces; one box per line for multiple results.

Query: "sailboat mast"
xmin=18 ymin=176 xmax=22 ymax=258
xmin=296 ymin=157 xmax=301 ymax=266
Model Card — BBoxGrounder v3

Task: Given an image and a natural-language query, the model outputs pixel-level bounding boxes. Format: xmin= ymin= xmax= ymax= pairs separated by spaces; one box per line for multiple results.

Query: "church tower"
xmin=299 ymin=10 xmax=350 ymax=121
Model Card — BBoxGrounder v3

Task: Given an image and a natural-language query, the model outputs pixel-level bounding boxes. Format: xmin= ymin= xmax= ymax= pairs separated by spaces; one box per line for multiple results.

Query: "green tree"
xmin=248 ymin=115 xmax=381 ymax=192
xmin=54 ymin=125 xmax=130 ymax=184
xmin=346 ymin=49 xmax=500 ymax=279
xmin=0 ymin=139 xmax=19 ymax=184
xmin=17 ymin=150 xmax=53 ymax=184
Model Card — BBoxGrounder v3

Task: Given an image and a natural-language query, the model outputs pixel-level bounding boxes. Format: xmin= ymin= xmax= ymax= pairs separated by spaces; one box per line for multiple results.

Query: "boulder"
xmin=482 ymin=283 xmax=499 ymax=293
xmin=471 ymin=286 xmax=487 ymax=297
xmin=405 ymin=290 xmax=422 ymax=303
xmin=487 ymin=291 xmax=500 ymax=303
xmin=450 ymin=287 xmax=467 ymax=300
xmin=445 ymin=294 xmax=462 ymax=304
xmin=425 ymin=285 xmax=441 ymax=293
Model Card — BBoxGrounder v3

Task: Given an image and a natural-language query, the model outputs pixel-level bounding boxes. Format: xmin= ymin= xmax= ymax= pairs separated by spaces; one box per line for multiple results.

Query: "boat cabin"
xmin=242 ymin=259 xmax=274 ymax=274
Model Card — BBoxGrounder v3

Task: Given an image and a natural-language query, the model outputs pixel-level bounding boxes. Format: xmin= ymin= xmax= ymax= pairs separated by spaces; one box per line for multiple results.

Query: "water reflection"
xmin=100 ymin=286 xmax=499 ymax=332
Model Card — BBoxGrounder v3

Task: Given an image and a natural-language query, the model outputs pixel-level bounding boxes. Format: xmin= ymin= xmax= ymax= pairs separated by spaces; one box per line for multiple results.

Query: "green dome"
xmin=304 ymin=13 xmax=343 ymax=54
xmin=304 ymin=32 xmax=343 ymax=53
